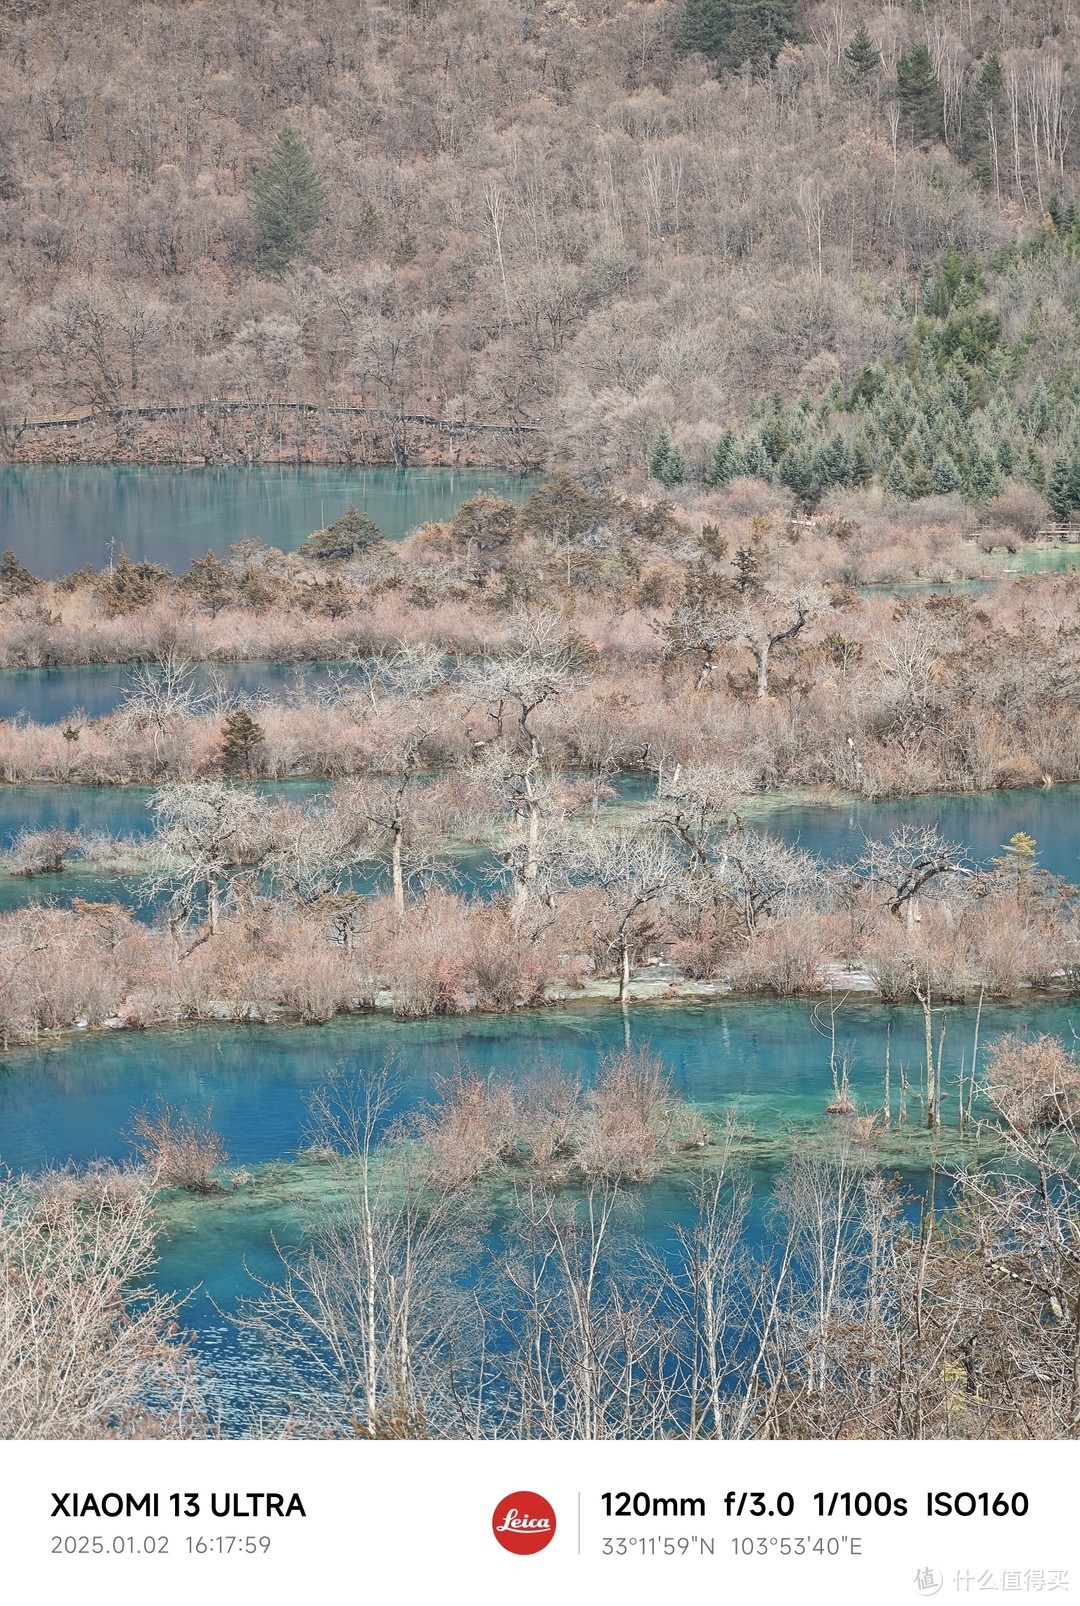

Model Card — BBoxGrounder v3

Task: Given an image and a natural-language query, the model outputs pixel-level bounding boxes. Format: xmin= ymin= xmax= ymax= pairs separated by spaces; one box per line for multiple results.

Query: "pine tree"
xmin=249 ymin=121 xmax=326 ymax=277
xmin=0 ymin=549 xmax=39 ymax=596
xmin=649 ymin=424 xmax=674 ymax=481
xmin=884 ymin=456 xmax=910 ymax=498
xmin=907 ymin=460 xmax=935 ymax=499
xmin=733 ymin=545 xmax=761 ymax=592
xmin=1047 ymin=456 xmax=1073 ymax=519
xmin=970 ymin=55 xmax=1003 ymax=188
xmin=649 ymin=426 xmax=686 ymax=486
xmin=182 ymin=551 xmax=236 ymax=616
xmin=931 ymin=454 xmax=962 ymax=494
xmin=676 ymin=0 xmax=731 ymax=58
xmin=676 ymin=0 xmax=798 ymax=68
xmin=724 ymin=0 xmax=800 ymax=69
xmin=304 ymin=505 xmax=385 ymax=561
xmin=740 ymin=437 xmax=773 ymax=481
xmin=221 ymin=706 xmax=266 ymax=775
xmin=843 ymin=22 xmax=881 ymax=87
xmin=1025 ymin=444 xmax=1047 ymax=492
xmin=662 ymin=442 xmax=688 ymax=486
xmin=967 ymin=446 xmax=1002 ymax=503
xmin=705 ymin=429 xmax=738 ymax=487
xmin=897 ymin=44 xmax=943 ymax=144
xmin=777 ymin=445 xmax=815 ymax=500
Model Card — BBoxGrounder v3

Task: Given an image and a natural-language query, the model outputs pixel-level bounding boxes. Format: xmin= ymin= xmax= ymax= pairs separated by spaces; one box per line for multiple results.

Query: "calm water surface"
xmin=0 ymin=465 xmax=540 ymax=574
xmin=0 ymin=661 xmax=342 ymax=724
xmin=0 ymin=990 xmax=1066 ymax=1425
xmin=0 ymin=991 xmax=1063 ymax=1405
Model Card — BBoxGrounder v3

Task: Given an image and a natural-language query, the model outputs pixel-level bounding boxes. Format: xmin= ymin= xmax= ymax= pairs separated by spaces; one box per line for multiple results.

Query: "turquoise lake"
xmin=0 ymin=995 xmax=1058 ymax=1331
xmin=0 ymin=660 xmax=339 ymax=725
xmin=0 ymin=465 xmax=540 ymax=575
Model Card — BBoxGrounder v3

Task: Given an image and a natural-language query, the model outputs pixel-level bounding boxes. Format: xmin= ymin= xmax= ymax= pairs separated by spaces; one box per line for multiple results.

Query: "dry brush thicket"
xmin=3 ymin=499 xmax=1080 ymax=801
xmin=0 ymin=1165 xmax=205 ymax=1439
xmin=1 ymin=0 xmax=1078 ymax=471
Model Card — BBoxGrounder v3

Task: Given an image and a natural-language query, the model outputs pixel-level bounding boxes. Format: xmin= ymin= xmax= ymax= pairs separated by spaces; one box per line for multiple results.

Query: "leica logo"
xmin=495 ymin=1510 xmax=551 ymax=1533
xmin=491 ymin=1491 xmax=557 ymax=1554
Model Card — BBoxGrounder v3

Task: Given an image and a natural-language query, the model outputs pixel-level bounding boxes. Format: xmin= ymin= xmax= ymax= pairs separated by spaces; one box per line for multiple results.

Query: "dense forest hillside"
xmin=1 ymin=0 xmax=1078 ymax=479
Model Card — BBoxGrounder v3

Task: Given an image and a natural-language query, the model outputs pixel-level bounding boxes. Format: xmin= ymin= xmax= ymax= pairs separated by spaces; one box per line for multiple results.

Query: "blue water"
xmin=0 ymin=986 xmax=1059 ymax=1429
xmin=2 ymin=997 xmax=1036 ymax=1174
xmin=0 ymin=996 xmax=1060 ymax=1316
xmin=0 ymin=779 xmax=334 ymax=843
xmin=745 ymin=784 xmax=1080 ymax=884
xmin=0 ymin=465 xmax=540 ymax=575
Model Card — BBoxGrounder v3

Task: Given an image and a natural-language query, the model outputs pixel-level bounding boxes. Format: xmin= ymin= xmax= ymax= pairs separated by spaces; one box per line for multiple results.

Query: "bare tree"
xmin=142 ymin=782 xmax=272 ymax=940
xmin=563 ymin=826 xmax=684 ymax=999
xmin=232 ymin=1066 xmax=481 ymax=1438
xmin=0 ymin=1167 xmax=204 ymax=1439
xmin=859 ymin=825 xmax=977 ymax=929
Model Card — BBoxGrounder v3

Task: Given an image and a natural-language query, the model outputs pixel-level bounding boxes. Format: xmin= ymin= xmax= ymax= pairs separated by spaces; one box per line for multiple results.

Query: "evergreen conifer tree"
xmin=897 ymin=44 xmax=943 ymax=143
xmin=221 ymin=707 xmax=266 ymax=775
xmin=649 ymin=425 xmax=687 ymax=485
xmin=704 ymin=429 xmax=738 ymax=487
xmin=843 ymin=22 xmax=881 ymax=87
xmin=850 ymin=439 xmax=874 ymax=486
xmin=1047 ymin=456 xmax=1073 ymax=519
xmin=932 ymin=454 xmax=962 ymax=494
xmin=649 ymin=424 xmax=674 ymax=481
xmin=676 ymin=0 xmax=798 ymax=68
xmin=884 ymin=456 xmax=910 ymax=498
xmin=967 ymin=446 xmax=1002 ymax=503
xmin=676 ymin=0 xmax=731 ymax=58
xmin=741 ymin=437 xmax=772 ymax=481
xmin=249 ymin=121 xmax=326 ymax=277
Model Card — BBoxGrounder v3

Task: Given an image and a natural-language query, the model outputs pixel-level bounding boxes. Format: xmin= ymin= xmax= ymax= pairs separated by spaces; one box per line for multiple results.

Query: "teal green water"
xmin=742 ymin=782 xmax=1080 ymax=883
xmin=0 ymin=993 xmax=1059 ymax=1425
xmin=0 ymin=995 xmax=1062 ymax=1299
xmin=0 ymin=661 xmax=345 ymax=725
xmin=0 ymin=465 xmax=540 ymax=575
xmin=2 ymin=996 xmax=1035 ymax=1174
xmin=0 ymin=779 xmax=333 ymax=841
xmin=990 ymin=546 xmax=1080 ymax=573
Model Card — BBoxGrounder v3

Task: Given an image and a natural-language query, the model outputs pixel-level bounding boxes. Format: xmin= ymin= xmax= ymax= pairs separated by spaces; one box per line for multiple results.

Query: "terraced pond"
xmin=0 ymin=993 xmax=1059 ymax=1419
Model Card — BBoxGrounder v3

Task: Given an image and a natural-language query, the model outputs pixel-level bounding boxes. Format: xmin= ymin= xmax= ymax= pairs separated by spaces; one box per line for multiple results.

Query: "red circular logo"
xmin=492 ymin=1491 xmax=557 ymax=1555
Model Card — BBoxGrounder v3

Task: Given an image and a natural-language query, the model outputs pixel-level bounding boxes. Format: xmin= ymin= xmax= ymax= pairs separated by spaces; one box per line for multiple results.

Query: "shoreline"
xmin=0 ymin=968 xmax=1068 ymax=1063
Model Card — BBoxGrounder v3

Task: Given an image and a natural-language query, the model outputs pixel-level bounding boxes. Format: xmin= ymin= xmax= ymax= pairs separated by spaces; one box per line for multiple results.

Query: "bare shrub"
xmin=468 ymin=918 xmax=550 ymax=1009
xmin=419 ymin=1070 xmax=519 ymax=1188
xmin=577 ymin=1046 xmax=690 ymax=1182
xmin=127 ymin=1101 xmax=228 ymax=1192
xmin=3 ymin=825 xmax=80 ymax=876
xmin=516 ymin=1067 xmax=583 ymax=1183
xmin=984 ymin=1033 xmax=1080 ymax=1134
xmin=729 ymin=913 xmax=826 ymax=995
xmin=980 ymin=485 xmax=1049 ymax=542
